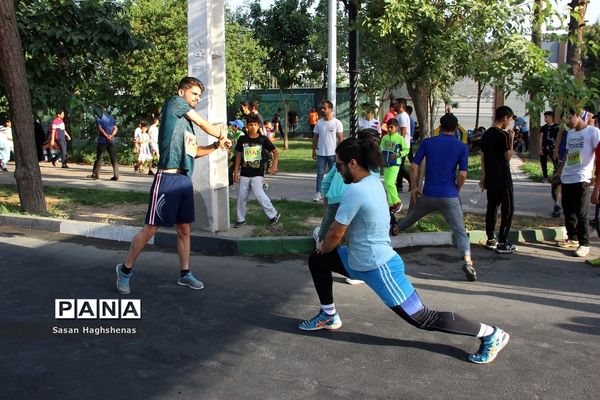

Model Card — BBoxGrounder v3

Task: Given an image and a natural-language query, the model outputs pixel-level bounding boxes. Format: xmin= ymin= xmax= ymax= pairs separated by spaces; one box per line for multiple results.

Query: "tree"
xmin=0 ymin=0 xmax=45 ymax=212
xmin=363 ymin=0 xmax=546 ymax=138
xmin=566 ymin=0 xmax=589 ymax=80
xmin=224 ymin=10 xmax=269 ymax=106
xmin=15 ymin=0 xmax=143 ymax=114
xmin=249 ymin=0 xmax=314 ymax=148
xmin=582 ymin=22 xmax=600 ymax=105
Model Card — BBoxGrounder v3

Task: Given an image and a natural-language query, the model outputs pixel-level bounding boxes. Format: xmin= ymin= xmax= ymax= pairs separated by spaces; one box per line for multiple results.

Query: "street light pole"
xmin=327 ymin=0 xmax=337 ymax=109
xmin=347 ymin=0 xmax=359 ymax=137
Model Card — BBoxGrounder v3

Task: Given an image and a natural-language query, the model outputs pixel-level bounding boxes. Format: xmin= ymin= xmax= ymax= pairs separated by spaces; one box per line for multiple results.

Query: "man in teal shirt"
xmin=115 ymin=77 xmax=231 ymax=295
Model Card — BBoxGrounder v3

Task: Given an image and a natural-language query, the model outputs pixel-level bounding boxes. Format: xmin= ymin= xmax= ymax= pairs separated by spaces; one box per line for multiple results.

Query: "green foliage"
xmin=71 ymin=141 xmax=140 ymax=166
xmin=583 ymin=22 xmax=600 ymax=106
xmin=361 ymin=0 xmax=554 ymax=134
xmin=95 ymin=0 xmax=188 ymax=124
xmin=14 ymin=0 xmax=144 ymax=112
xmin=250 ymin=0 xmax=326 ymax=89
xmin=224 ymin=11 xmax=269 ymax=105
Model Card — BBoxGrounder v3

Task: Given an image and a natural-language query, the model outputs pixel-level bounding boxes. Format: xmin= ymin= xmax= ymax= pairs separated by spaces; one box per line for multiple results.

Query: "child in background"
xmin=233 ymin=114 xmax=280 ymax=228
xmin=228 ymin=119 xmax=245 ymax=186
xmin=137 ymin=123 xmax=153 ymax=175
xmin=380 ymin=118 xmax=409 ymax=213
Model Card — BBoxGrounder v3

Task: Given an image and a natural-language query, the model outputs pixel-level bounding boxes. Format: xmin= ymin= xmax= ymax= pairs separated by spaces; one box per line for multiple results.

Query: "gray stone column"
xmin=188 ymin=0 xmax=229 ymax=233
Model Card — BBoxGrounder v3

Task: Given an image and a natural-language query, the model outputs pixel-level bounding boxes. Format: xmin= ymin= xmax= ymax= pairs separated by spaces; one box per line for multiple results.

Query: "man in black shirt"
xmin=479 ymin=106 xmax=517 ymax=254
xmin=539 ymin=111 xmax=560 ymax=183
xmin=539 ymin=110 xmax=562 ymax=218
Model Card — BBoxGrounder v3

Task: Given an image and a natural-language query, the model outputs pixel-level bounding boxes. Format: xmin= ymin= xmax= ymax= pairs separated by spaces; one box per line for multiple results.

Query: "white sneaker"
xmin=575 ymin=245 xmax=590 ymax=257
xmin=345 ymin=277 xmax=365 ymax=285
xmin=312 ymin=226 xmax=321 ymax=249
xmin=313 ymin=192 xmax=322 ymax=202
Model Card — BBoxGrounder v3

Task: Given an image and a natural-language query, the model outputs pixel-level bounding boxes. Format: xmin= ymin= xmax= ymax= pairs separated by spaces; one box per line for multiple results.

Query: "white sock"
xmin=477 ymin=324 xmax=495 ymax=338
xmin=321 ymin=303 xmax=336 ymax=316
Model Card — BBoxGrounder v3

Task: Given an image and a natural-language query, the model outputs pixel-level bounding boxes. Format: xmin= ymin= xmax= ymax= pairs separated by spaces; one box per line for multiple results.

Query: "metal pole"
xmin=348 ymin=0 xmax=359 ymax=137
xmin=327 ymin=0 xmax=337 ymax=109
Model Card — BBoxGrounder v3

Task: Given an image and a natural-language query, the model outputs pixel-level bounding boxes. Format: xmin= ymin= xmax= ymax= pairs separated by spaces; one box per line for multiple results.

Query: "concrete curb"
xmin=1 ymin=213 xmax=568 ymax=256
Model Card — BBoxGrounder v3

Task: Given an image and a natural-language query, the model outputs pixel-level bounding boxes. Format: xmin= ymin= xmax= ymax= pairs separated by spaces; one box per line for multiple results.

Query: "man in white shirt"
xmin=312 ymin=100 xmax=344 ymax=202
xmin=557 ymin=108 xmax=600 ymax=257
xmin=149 ymin=117 xmax=160 ymax=160
xmin=358 ymin=103 xmax=381 ymax=134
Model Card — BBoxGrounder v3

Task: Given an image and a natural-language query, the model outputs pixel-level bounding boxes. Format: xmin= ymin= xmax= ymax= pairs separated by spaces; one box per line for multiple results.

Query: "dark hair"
xmin=494 ymin=106 xmax=514 ymax=121
xmin=245 ymin=114 xmax=260 ymax=124
xmin=322 ymin=100 xmax=334 ymax=109
xmin=250 ymin=101 xmax=260 ymax=110
xmin=386 ymin=117 xmax=399 ymax=127
xmin=395 ymin=97 xmax=407 ymax=107
xmin=240 ymin=100 xmax=249 ymax=107
xmin=389 ymin=100 xmax=400 ymax=113
xmin=336 ymin=137 xmax=383 ymax=172
xmin=543 ymin=111 xmax=554 ymax=117
xmin=355 ymin=128 xmax=380 ymax=140
xmin=440 ymin=113 xmax=458 ymax=132
xmin=568 ymin=108 xmax=581 ymax=116
xmin=406 ymin=105 xmax=413 ymax=114
xmin=178 ymin=77 xmax=204 ymax=92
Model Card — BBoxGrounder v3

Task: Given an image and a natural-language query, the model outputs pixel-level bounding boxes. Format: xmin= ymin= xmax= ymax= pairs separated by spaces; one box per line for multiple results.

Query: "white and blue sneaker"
xmin=468 ymin=327 xmax=510 ymax=364
xmin=298 ymin=310 xmax=342 ymax=331
xmin=115 ymin=263 xmax=131 ymax=295
xmin=177 ymin=272 xmax=205 ymax=290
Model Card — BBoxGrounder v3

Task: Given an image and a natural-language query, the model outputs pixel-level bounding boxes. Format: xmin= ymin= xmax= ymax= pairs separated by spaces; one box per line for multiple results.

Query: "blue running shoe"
xmin=468 ymin=327 xmax=510 ymax=364
xmin=177 ymin=272 xmax=205 ymax=290
xmin=298 ymin=310 xmax=342 ymax=331
xmin=115 ymin=263 xmax=131 ymax=295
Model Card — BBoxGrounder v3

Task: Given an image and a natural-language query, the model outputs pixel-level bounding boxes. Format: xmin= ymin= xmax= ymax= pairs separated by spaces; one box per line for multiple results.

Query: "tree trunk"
xmin=0 ymin=0 xmax=47 ymax=213
xmin=406 ymin=83 xmax=429 ymax=139
xmin=475 ymin=80 xmax=483 ymax=130
xmin=567 ymin=0 xmax=588 ymax=80
xmin=528 ymin=0 xmax=543 ymax=159
xmin=406 ymin=83 xmax=429 ymax=202
xmin=278 ymin=88 xmax=289 ymax=150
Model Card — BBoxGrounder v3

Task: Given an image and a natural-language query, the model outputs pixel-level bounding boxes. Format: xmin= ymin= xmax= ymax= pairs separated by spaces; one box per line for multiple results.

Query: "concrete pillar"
xmin=188 ymin=0 xmax=230 ymax=233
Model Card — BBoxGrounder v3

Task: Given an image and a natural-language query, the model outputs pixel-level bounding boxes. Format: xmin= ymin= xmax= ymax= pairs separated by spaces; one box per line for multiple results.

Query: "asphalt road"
xmin=1 ymin=226 xmax=599 ymax=399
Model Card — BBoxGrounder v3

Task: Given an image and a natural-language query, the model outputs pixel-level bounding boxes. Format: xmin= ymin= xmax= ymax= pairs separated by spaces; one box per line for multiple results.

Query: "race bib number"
xmin=566 ymin=150 xmax=581 ymax=166
xmin=383 ymin=141 xmax=396 ymax=153
xmin=243 ymin=144 xmax=262 ymax=162
xmin=184 ymin=131 xmax=197 ymax=157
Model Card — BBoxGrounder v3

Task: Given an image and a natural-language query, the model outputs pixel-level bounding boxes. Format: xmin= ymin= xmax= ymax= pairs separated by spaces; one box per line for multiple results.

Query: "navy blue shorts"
xmin=145 ymin=172 xmax=195 ymax=227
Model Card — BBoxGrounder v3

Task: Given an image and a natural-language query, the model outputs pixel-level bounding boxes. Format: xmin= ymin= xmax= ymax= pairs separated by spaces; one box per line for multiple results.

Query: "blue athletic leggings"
xmin=307 ymin=248 xmax=480 ymax=337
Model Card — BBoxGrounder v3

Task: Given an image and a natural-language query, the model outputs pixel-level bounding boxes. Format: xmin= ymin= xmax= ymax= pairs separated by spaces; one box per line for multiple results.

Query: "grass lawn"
xmin=1 ymin=184 xmax=560 ymax=237
xmin=520 ymin=159 xmax=546 ymax=182
xmin=276 ymin=139 xmax=315 ymax=173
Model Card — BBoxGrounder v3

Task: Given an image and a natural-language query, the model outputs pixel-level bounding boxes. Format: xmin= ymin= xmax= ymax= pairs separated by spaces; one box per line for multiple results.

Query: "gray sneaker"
xmin=115 ymin=263 xmax=131 ymax=295
xmin=177 ymin=272 xmax=205 ymax=290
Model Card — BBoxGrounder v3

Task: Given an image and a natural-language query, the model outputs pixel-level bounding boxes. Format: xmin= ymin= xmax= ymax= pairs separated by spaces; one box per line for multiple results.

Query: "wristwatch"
xmin=213 ymin=141 xmax=220 ymax=149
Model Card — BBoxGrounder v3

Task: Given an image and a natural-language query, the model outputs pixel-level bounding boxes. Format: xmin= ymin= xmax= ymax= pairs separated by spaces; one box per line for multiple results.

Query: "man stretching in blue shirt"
xmin=393 ymin=113 xmax=476 ymax=281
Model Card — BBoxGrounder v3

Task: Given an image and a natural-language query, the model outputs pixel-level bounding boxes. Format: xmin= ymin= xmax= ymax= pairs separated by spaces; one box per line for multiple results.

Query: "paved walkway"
xmin=0 ymin=156 xmax=566 ymax=218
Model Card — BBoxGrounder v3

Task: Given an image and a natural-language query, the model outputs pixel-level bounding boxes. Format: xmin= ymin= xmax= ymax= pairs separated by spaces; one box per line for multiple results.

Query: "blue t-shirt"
xmin=96 ymin=113 xmax=116 ymax=144
xmin=413 ymin=134 xmax=468 ymax=198
xmin=335 ymin=174 xmax=397 ymax=271
xmin=515 ymin=117 xmax=529 ymax=133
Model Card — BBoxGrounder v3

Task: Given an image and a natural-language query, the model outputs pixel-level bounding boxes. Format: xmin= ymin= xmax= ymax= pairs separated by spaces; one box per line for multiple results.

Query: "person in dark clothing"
xmin=479 ymin=106 xmax=517 ymax=254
